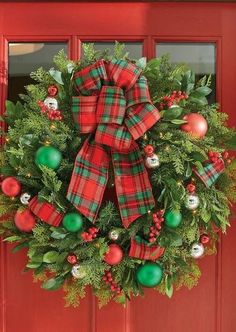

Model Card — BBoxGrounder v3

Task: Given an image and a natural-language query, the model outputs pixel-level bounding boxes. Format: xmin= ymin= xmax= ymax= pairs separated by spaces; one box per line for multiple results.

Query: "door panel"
xmin=0 ymin=3 xmax=236 ymax=332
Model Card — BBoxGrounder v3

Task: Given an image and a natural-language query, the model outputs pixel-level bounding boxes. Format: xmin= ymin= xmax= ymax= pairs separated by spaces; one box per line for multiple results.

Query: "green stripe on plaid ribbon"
xmin=67 ymin=59 xmax=160 ymax=227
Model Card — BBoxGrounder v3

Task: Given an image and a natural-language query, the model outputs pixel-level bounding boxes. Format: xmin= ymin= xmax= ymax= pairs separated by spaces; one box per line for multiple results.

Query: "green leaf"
xmin=162 ymin=106 xmax=184 ymax=120
xmin=49 ymin=68 xmax=64 ymax=85
xmin=12 ymin=242 xmax=29 ymax=253
xmin=170 ymin=119 xmax=187 ymax=125
xmin=3 ymin=235 xmax=22 ymax=242
xmin=26 ymin=262 xmax=42 ymax=269
xmin=165 ymin=275 xmax=173 ymax=298
xmin=136 ymin=57 xmax=147 ymax=69
xmin=51 ymin=230 xmax=67 ymax=239
xmin=191 ymin=152 xmax=207 ymax=162
xmin=195 ymin=86 xmax=212 ymax=96
xmin=41 ymin=277 xmax=64 ymax=291
xmin=43 ymin=250 xmax=60 ymax=263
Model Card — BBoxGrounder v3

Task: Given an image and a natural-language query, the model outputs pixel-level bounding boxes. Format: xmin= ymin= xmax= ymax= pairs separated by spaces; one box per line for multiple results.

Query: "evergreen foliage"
xmin=0 ymin=43 xmax=236 ymax=307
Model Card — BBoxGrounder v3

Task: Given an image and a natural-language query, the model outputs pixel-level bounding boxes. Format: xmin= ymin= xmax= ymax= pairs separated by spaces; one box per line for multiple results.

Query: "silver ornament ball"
xmin=44 ymin=97 xmax=58 ymax=110
xmin=109 ymin=230 xmax=119 ymax=241
xmin=185 ymin=194 xmax=200 ymax=210
xmin=71 ymin=264 xmax=86 ymax=279
xmin=20 ymin=192 xmax=31 ymax=205
xmin=190 ymin=243 xmax=204 ymax=258
xmin=145 ymin=154 xmax=160 ymax=169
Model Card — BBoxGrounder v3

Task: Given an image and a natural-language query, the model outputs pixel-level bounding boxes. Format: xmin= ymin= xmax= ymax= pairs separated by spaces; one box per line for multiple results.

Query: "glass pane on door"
xmin=8 ymin=42 xmax=68 ymax=102
xmin=81 ymin=41 xmax=143 ymax=59
xmin=156 ymin=43 xmax=216 ymax=103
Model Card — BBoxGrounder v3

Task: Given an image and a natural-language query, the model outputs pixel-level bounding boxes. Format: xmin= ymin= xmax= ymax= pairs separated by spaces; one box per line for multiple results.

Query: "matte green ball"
xmin=35 ymin=146 xmax=62 ymax=170
xmin=62 ymin=213 xmax=83 ymax=232
xmin=165 ymin=210 xmax=182 ymax=228
xmin=136 ymin=263 xmax=163 ymax=288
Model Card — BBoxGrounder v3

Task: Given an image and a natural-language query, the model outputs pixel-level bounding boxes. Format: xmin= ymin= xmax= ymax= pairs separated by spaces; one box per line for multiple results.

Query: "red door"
xmin=0 ymin=2 xmax=236 ymax=332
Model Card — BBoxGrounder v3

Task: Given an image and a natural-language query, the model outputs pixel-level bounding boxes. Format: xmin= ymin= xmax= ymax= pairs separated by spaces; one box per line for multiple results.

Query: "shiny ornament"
xmin=1 ymin=177 xmax=21 ymax=197
xmin=14 ymin=208 xmax=36 ymax=232
xmin=67 ymin=254 xmax=78 ymax=265
xmin=43 ymin=97 xmax=58 ymax=110
xmin=20 ymin=192 xmax=31 ymax=205
xmin=164 ymin=210 xmax=182 ymax=228
xmin=35 ymin=146 xmax=62 ymax=170
xmin=47 ymin=85 xmax=58 ymax=97
xmin=200 ymin=234 xmax=210 ymax=245
xmin=108 ymin=230 xmax=119 ymax=241
xmin=145 ymin=154 xmax=160 ymax=169
xmin=181 ymin=113 xmax=208 ymax=138
xmin=185 ymin=194 xmax=200 ymax=210
xmin=71 ymin=264 xmax=86 ymax=279
xmin=104 ymin=244 xmax=123 ymax=265
xmin=136 ymin=263 xmax=163 ymax=288
xmin=62 ymin=212 xmax=83 ymax=233
xmin=190 ymin=243 xmax=204 ymax=258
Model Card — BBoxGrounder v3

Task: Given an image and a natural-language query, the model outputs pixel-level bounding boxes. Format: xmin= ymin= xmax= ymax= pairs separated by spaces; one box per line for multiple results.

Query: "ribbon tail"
xmin=112 ymin=141 xmax=155 ymax=228
xmin=67 ymin=136 xmax=109 ymax=222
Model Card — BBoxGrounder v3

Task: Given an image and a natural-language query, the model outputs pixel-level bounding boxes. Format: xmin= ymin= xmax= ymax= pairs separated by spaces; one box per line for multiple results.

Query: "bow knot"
xmin=67 ymin=59 xmax=160 ymax=227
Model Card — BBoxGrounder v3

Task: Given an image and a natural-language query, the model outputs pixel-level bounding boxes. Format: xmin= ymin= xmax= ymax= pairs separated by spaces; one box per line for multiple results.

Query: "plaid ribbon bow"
xmin=67 ymin=59 xmax=160 ymax=228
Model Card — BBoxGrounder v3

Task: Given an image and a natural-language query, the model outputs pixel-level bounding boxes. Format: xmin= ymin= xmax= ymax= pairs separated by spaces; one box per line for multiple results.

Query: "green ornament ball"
xmin=35 ymin=146 xmax=62 ymax=170
xmin=164 ymin=210 xmax=182 ymax=228
xmin=136 ymin=263 xmax=163 ymax=288
xmin=62 ymin=212 xmax=83 ymax=233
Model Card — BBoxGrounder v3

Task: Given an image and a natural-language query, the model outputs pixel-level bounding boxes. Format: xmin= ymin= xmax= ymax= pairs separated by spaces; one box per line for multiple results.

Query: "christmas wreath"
xmin=1 ymin=43 xmax=236 ymax=307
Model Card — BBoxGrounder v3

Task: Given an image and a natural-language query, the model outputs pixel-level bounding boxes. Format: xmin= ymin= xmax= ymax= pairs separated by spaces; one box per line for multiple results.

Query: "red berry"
xmin=223 ymin=151 xmax=229 ymax=159
xmin=149 ymin=237 xmax=156 ymax=243
xmin=47 ymin=85 xmax=58 ymax=97
xmin=200 ymin=234 xmax=210 ymax=244
xmin=67 ymin=254 xmax=77 ymax=265
xmin=144 ymin=145 xmax=154 ymax=157
xmin=187 ymin=183 xmax=196 ymax=193
xmin=226 ymin=159 xmax=232 ymax=164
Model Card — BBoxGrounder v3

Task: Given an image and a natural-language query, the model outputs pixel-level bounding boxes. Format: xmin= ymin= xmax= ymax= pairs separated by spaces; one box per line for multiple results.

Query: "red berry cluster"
xmin=149 ymin=210 xmax=165 ymax=243
xmin=186 ymin=183 xmax=196 ymax=194
xmin=102 ymin=271 xmax=121 ymax=294
xmin=81 ymin=227 xmax=99 ymax=242
xmin=67 ymin=254 xmax=78 ymax=265
xmin=159 ymin=91 xmax=188 ymax=110
xmin=37 ymin=101 xmax=62 ymax=121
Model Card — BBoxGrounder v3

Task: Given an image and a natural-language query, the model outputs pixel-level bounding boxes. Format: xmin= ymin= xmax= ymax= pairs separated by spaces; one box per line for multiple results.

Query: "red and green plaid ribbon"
xmin=129 ymin=237 xmax=165 ymax=261
xmin=67 ymin=59 xmax=160 ymax=228
xmin=29 ymin=196 xmax=63 ymax=227
xmin=193 ymin=158 xmax=225 ymax=188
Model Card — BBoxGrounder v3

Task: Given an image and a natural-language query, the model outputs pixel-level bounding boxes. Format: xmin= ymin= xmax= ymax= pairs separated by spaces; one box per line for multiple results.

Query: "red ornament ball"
xmin=1 ymin=177 xmax=21 ymax=197
xmin=104 ymin=244 xmax=124 ymax=265
xmin=67 ymin=254 xmax=78 ymax=265
xmin=14 ymin=209 xmax=36 ymax=232
xmin=181 ymin=113 xmax=208 ymax=138
xmin=47 ymin=85 xmax=58 ymax=97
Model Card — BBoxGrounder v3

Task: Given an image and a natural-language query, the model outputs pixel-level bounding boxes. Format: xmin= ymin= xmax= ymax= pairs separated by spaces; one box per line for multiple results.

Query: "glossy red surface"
xmin=0 ymin=2 xmax=236 ymax=331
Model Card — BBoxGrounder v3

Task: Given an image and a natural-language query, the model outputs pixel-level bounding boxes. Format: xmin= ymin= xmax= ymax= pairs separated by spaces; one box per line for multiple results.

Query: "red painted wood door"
xmin=0 ymin=2 xmax=236 ymax=332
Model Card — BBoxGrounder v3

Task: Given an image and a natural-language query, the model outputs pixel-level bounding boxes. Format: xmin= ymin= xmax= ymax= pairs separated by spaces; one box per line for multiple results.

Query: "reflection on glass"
xmin=8 ymin=43 xmax=68 ymax=102
xmin=81 ymin=42 xmax=143 ymax=59
xmin=156 ymin=43 xmax=216 ymax=102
